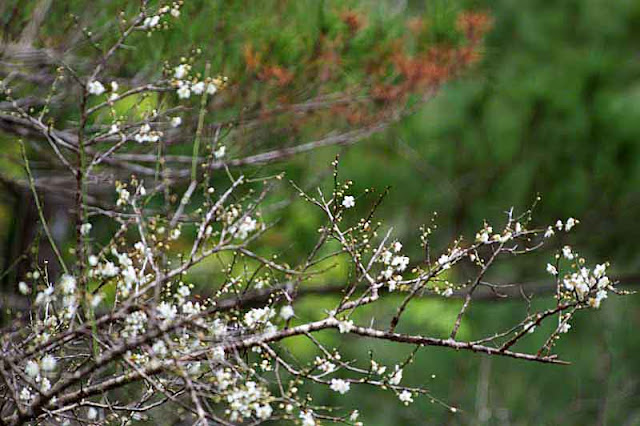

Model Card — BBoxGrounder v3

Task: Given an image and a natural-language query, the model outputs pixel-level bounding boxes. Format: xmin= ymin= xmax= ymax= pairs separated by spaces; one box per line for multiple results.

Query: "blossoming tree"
xmin=0 ymin=2 xmax=628 ymax=425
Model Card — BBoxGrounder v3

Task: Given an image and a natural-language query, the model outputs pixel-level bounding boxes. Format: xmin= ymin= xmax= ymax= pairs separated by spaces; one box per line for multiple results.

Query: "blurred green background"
xmin=1 ymin=0 xmax=640 ymax=424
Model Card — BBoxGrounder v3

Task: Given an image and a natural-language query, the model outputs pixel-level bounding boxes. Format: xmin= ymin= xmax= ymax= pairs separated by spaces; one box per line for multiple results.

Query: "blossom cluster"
xmin=172 ymin=63 xmax=226 ymax=100
xmin=557 ymin=248 xmax=612 ymax=309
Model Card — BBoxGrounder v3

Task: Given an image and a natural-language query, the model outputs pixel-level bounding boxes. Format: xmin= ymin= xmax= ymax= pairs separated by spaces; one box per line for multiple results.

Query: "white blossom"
xmin=255 ymin=404 xmax=273 ymax=420
xmin=151 ymin=340 xmax=168 ymax=358
xmin=177 ymin=84 xmax=191 ymax=99
xmin=59 ymin=274 xmax=76 ymax=294
xmin=121 ymin=265 xmax=137 ymax=290
xmin=19 ymin=387 xmax=32 ymax=401
xmin=211 ymin=346 xmax=225 ymax=362
xmin=398 ymin=390 xmax=413 ymax=404
xmin=594 ymin=263 xmax=607 ymax=278
xmin=597 ymin=275 xmax=610 ymax=289
xmin=300 ymin=411 xmax=316 ymax=426
xmin=330 ymin=378 xmax=350 ymax=394
xmin=157 ymin=302 xmax=177 ymax=324
xmin=171 ymin=116 xmax=182 ymax=127
xmin=116 ymin=186 xmax=130 ymax=206
xmin=99 ymin=261 xmax=119 ymax=277
xmin=80 ymin=223 xmax=92 ymax=236
xmin=214 ymin=145 xmax=226 ymax=159
xmin=87 ymin=407 xmax=98 ymax=420
xmin=134 ymin=241 xmax=145 ymax=254
xmin=91 ymin=293 xmax=103 ymax=308
xmin=381 ymin=267 xmax=394 ymax=280
xmin=181 ymin=301 xmax=201 ymax=316
xmin=338 ymin=319 xmax=354 ymax=334
xmin=224 ymin=380 xmax=272 ymax=420
xmin=317 ymin=357 xmax=336 ymax=374
xmin=589 ymin=289 xmax=608 ymax=309
xmin=476 ymin=230 xmax=490 ymax=243
xmin=192 ymin=81 xmax=205 ymax=95
xmin=244 ymin=307 xmax=275 ymax=328
xmin=87 ymin=80 xmax=105 ymax=95
xmin=230 ymin=216 xmax=257 ymax=240
xmin=25 ymin=360 xmax=39 ymax=378
xmin=35 ymin=286 xmax=54 ymax=305
xmin=211 ymin=318 xmax=227 ymax=338
xmin=389 ymin=365 xmax=403 ymax=385
xmin=546 ymin=263 xmax=558 ymax=276
xmin=143 ymin=15 xmax=160 ymax=29
xmin=498 ymin=232 xmax=512 ymax=243
xmin=177 ymin=285 xmax=191 ymax=298
xmin=544 ymin=226 xmax=555 ymax=238
xmin=280 ymin=305 xmax=295 ymax=320
xmin=214 ymin=369 xmax=233 ymax=390
xmin=575 ymin=281 xmax=590 ymax=300
xmin=174 ymin=64 xmax=189 ymax=79
xmin=207 ymin=82 xmax=218 ymax=95
xmin=122 ymin=311 xmax=148 ymax=338
xmin=562 ymin=246 xmax=574 ymax=260
xmin=18 ymin=281 xmax=30 ymax=295
xmin=134 ymin=123 xmax=162 ymax=143
xmin=188 ymin=362 xmax=201 ymax=376
xmin=391 ymin=255 xmax=410 ymax=272
xmin=371 ymin=360 xmax=386 ymax=375
xmin=41 ymin=355 xmax=57 ymax=371
xmin=565 ymin=217 xmax=577 ymax=231
xmin=139 ymin=123 xmax=150 ymax=133
xmin=563 ymin=275 xmax=576 ymax=291
xmin=342 ymin=195 xmax=355 ymax=209
xmin=438 ymin=254 xmax=452 ymax=270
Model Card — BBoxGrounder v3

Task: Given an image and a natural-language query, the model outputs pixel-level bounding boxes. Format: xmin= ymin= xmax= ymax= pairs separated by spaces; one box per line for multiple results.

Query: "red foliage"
xmin=341 ymin=10 xmax=366 ymax=34
xmin=456 ymin=11 xmax=493 ymax=44
xmin=259 ymin=65 xmax=294 ymax=87
xmin=372 ymin=11 xmax=492 ymax=103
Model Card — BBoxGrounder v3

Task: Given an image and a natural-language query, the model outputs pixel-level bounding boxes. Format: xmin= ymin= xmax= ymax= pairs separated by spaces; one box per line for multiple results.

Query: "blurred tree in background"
xmin=335 ymin=1 xmax=640 ymax=424
xmin=0 ymin=0 xmax=639 ymax=424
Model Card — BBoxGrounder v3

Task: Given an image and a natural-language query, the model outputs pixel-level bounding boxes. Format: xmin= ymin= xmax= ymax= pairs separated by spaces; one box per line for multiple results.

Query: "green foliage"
xmin=351 ymin=0 xmax=640 ymax=270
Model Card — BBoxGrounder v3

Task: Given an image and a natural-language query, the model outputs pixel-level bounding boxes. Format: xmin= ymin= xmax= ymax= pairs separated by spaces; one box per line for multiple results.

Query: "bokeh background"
xmin=1 ymin=0 xmax=639 ymax=424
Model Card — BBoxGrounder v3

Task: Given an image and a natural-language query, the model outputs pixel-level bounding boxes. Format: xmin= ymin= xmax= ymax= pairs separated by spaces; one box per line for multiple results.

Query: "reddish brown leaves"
xmin=456 ymin=11 xmax=493 ymax=45
xmin=341 ymin=10 xmax=366 ymax=34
